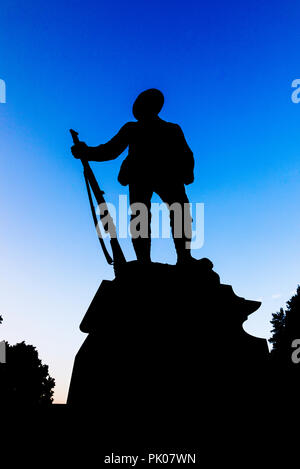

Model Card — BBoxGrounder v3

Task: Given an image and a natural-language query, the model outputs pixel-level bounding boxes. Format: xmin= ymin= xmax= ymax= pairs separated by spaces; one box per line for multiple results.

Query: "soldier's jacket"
xmin=90 ymin=117 xmax=195 ymax=186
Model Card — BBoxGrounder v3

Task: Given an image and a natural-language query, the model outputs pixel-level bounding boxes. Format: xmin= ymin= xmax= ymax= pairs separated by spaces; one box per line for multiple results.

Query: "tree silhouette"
xmin=0 ymin=341 xmax=55 ymax=406
xmin=269 ymin=286 xmax=300 ymax=369
xmin=269 ymin=308 xmax=287 ymax=356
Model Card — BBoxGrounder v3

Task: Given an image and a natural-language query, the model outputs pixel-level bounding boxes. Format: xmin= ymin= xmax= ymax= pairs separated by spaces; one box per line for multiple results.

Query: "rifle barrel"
xmin=69 ymin=129 xmax=126 ymax=273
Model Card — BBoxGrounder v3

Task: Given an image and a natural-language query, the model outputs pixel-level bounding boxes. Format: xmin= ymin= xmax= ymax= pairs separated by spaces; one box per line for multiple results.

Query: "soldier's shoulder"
xmin=163 ymin=121 xmax=183 ymax=133
xmin=159 ymin=119 xmax=177 ymax=127
xmin=121 ymin=121 xmax=137 ymax=132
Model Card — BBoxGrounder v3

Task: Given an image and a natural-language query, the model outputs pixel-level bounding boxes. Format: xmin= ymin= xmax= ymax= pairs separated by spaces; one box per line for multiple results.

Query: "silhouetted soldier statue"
xmin=71 ymin=88 xmax=195 ymax=264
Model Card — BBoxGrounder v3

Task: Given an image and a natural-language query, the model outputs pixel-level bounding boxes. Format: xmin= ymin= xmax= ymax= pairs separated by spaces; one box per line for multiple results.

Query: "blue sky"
xmin=0 ymin=0 xmax=300 ymax=402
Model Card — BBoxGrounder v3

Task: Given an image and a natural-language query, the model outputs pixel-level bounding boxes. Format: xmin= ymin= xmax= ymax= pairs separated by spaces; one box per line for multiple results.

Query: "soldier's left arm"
xmin=175 ymin=125 xmax=195 ymax=184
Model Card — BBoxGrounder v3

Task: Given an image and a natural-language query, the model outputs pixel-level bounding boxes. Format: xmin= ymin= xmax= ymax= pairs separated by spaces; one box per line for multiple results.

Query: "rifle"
xmin=70 ymin=129 xmax=126 ymax=275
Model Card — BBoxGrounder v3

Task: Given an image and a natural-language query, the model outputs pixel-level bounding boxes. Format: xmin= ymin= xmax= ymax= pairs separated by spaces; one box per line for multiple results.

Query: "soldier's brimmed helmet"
xmin=133 ymin=89 xmax=164 ymax=120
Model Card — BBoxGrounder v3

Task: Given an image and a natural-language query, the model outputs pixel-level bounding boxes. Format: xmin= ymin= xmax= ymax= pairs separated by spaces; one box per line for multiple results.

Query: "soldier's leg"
xmin=156 ymin=184 xmax=194 ymax=263
xmin=129 ymin=184 xmax=153 ymax=263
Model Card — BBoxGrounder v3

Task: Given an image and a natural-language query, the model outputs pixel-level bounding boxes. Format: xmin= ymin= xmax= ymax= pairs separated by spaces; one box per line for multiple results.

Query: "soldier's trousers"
xmin=129 ymin=183 xmax=192 ymax=262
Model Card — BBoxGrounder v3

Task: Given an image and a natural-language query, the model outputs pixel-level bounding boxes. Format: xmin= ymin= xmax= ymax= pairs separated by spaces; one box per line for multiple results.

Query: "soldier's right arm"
xmin=87 ymin=123 xmax=132 ymax=162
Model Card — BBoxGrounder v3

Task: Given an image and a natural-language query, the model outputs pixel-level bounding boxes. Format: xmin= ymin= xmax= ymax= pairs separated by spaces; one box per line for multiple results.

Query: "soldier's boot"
xmin=132 ymin=237 xmax=151 ymax=263
xmin=170 ymin=207 xmax=197 ymax=264
xmin=173 ymin=236 xmax=196 ymax=264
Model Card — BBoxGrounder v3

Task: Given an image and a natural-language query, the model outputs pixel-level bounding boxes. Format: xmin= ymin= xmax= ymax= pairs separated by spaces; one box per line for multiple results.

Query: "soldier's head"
xmin=133 ymin=89 xmax=164 ymax=121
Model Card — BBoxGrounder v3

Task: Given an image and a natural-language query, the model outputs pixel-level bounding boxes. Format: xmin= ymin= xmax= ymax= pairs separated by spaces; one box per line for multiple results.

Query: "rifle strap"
xmin=83 ymin=169 xmax=113 ymax=265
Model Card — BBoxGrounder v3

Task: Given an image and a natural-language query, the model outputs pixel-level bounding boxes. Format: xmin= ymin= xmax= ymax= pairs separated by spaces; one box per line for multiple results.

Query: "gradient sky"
xmin=1 ymin=0 xmax=300 ymax=403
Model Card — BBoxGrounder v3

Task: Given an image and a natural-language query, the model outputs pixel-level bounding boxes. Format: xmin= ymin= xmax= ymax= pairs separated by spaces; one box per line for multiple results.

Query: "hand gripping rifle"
xmin=70 ymin=129 xmax=126 ymax=275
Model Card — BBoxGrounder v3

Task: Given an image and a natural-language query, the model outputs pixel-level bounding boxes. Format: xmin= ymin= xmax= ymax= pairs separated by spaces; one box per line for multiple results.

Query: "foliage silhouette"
xmin=0 ymin=341 xmax=55 ymax=406
xmin=270 ymin=308 xmax=287 ymax=356
xmin=269 ymin=286 xmax=300 ymax=375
